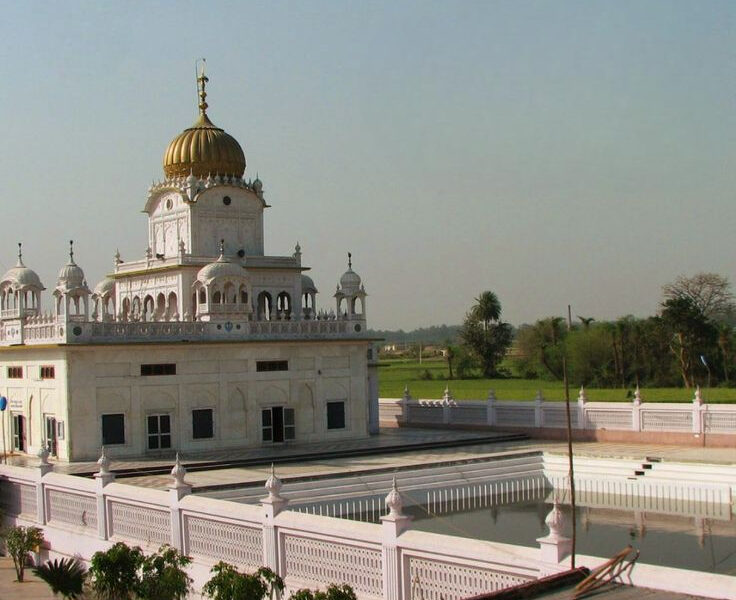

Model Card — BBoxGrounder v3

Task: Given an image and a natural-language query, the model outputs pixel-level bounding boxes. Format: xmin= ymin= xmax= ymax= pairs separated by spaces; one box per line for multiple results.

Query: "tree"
xmin=460 ymin=291 xmax=513 ymax=377
xmin=32 ymin=557 xmax=87 ymax=599
xmin=661 ymin=297 xmax=717 ymax=388
xmin=445 ymin=344 xmax=456 ymax=379
xmin=136 ymin=545 xmax=192 ymax=600
xmin=89 ymin=542 xmax=144 ymax=600
xmin=662 ymin=273 xmax=735 ymax=322
xmin=512 ymin=317 xmax=566 ymax=380
xmin=203 ymin=562 xmax=284 ymax=600
xmin=4 ymin=525 xmax=44 ymax=582
xmin=289 ymin=584 xmax=358 ymax=600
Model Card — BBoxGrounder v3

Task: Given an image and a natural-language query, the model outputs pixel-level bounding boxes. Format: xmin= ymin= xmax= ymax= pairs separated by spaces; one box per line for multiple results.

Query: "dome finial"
xmin=196 ymin=58 xmax=209 ymax=116
xmin=348 ymin=252 xmax=352 ymax=269
xmin=219 ymin=239 xmax=225 ymax=258
xmin=17 ymin=242 xmax=23 ymax=266
xmin=69 ymin=240 xmax=75 ymax=263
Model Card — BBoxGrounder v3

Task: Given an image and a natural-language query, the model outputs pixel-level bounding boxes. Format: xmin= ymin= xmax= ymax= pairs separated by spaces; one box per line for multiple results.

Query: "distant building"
xmin=0 ymin=69 xmax=378 ymax=461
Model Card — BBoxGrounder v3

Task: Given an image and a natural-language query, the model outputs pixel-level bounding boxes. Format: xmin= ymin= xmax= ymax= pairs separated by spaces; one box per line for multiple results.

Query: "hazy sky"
xmin=0 ymin=1 xmax=733 ymax=330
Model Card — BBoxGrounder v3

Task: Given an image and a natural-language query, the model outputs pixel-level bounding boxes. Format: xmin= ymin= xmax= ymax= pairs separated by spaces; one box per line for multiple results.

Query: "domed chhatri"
xmin=339 ymin=252 xmax=362 ymax=294
xmin=163 ymin=65 xmax=246 ymax=179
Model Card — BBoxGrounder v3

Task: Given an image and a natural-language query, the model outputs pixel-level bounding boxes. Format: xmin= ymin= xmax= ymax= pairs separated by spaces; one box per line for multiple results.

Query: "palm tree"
xmin=472 ymin=291 xmax=501 ymax=330
xmin=33 ymin=558 xmax=87 ymax=599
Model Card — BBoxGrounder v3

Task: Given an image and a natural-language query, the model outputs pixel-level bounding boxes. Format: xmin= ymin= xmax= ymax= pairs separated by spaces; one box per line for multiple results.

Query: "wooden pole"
xmin=563 ymin=356 xmax=576 ymax=568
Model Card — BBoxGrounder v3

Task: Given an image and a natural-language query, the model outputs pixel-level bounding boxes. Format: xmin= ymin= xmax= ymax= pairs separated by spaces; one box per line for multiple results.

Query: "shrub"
xmin=136 ymin=545 xmax=192 ymax=600
xmin=4 ymin=525 xmax=44 ymax=582
xmin=289 ymin=584 xmax=358 ymax=600
xmin=89 ymin=541 xmax=144 ymax=600
xmin=32 ymin=557 xmax=87 ymax=599
xmin=203 ymin=562 xmax=284 ymax=600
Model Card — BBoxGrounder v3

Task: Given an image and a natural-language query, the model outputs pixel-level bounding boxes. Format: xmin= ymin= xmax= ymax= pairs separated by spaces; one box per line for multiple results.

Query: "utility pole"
xmin=563 ymin=356 xmax=576 ymax=567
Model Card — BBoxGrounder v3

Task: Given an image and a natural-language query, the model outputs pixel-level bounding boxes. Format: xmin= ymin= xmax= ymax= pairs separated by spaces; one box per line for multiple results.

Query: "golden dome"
xmin=163 ymin=68 xmax=246 ymax=179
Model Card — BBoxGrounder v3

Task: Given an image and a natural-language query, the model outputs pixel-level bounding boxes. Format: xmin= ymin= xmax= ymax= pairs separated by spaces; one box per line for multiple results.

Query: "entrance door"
xmin=147 ymin=414 xmax=172 ymax=450
xmin=12 ymin=415 xmax=25 ymax=452
xmin=261 ymin=407 xmax=295 ymax=443
xmin=45 ymin=416 xmax=57 ymax=456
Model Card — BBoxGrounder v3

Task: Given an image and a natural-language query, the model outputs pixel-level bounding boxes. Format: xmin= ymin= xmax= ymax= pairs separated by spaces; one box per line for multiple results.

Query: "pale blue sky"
xmin=0 ymin=1 xmax=734 ymax=329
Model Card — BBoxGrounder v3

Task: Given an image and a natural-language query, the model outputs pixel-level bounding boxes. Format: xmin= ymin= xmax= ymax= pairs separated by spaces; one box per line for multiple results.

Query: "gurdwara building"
xmin=0 ymin=71 xmax=379 ymax=461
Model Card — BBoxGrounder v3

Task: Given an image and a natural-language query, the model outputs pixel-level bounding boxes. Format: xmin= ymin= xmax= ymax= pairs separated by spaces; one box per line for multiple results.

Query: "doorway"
xmin=261 ymin=407 xmax=295 ymax=443
xmin=45 ymin=415 xmax=57 ymax=456
xmin=12 ymin=414 xmax=25 ymax=452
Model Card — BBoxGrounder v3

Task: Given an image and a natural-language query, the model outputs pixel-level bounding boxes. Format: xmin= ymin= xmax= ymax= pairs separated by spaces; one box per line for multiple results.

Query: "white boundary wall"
xmin=381 ymin=388 xmax=736 ymax=436
xmin=1 ymin=461 xmax=734 ymax=599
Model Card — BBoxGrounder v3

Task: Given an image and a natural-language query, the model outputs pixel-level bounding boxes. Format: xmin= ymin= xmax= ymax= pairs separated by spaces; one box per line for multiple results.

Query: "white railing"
xmin=0 ymin=463 xmax=549 ymax=600
xmin=381 ymin=387 xmax=736 ymax=436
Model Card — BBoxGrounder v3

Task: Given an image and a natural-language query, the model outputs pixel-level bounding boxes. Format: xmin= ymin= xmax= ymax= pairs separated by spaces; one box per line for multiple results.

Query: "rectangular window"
xmin=140 ymin=363 xmax=176 ymax=376
xmin=7 ymin=366 xmax=23 ymax=379
xmin=40 ymin=366 xmax=55 ymax=379
xmin=147 ymin=414 xmax=172 ymax=450
xmin=256 ymin=360 xmax=288 ymax=372
xmin=327 ymin=401 xmax=346 ymax=430
xmin=284 ymin=407 xmax=295 ymax=440
xmin=261 ymin=409 xmax=272 ymax=442
xmin=192 ymin=409 xmax=214 ymax=439
xmin=102 ymin=414 xmax=125 ymax=445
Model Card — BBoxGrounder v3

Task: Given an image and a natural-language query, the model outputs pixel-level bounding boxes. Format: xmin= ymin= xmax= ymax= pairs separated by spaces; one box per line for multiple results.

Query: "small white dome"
xmin=197 ymin=256 xmax=245 ymax=285
xmin=93 ymin=277 xmax=116 ymax=297
xmin=57 ymin=261 xmax=86 ymax=290
xmin=1 ymin=260 xmax=44 ymax=290
xmin=301 ymin=274 xmax=318 ymax=293
xmin=339 ymin=267 xmax=361 ymax=294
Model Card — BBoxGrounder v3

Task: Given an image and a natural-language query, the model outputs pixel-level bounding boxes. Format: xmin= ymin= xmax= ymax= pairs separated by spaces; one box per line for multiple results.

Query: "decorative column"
xmin=261 ymin=465 xmax=288 ymax=575
xmin=486 ymin=390 xmax=496 ymax=426
xmin=577 ymin=386 xmax=587 ymax=430
xmin=381 ymin=477 xmax=411 ymax=600
xmin=442 ymin=386 xmax=454 ymax=425
xmin=534 ymin=391 xmax=544 ymax=428
xmin=536 ymin=499 xmax=572 ymax=576
xmin=400 ymin=386 xmax=411 ymax=425
xmin=35 ymin=447 xmax=53 ymax=525
xmin=692 ymin=386 xmax=705 ymax=436
xmin=632 ymin=386 xmax=642 ymax=432
xmin=168 ymin=454 xmax=192 ymax=552
xmin=93 ymin=447 xmax=115 ymax=539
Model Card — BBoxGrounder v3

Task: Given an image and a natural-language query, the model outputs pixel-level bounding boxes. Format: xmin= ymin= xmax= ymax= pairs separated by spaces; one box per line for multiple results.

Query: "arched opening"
xmin=155 ymin=293 xmax=166 ymax=320
xmin=143 ymin=295 xmax=154 ymax=321
xmin=122 ymin=297 xmax=131 ymax=321
xmin=223 ymin=282 xmax=235 ymax=304
xmin=239 ymin=285 xmax=248 ymax=305
xmin=257 ymin=291 xmax=272 ymax=321
xmin=199 ymin=288 xmax=206 ymax=304
xmin=166 ymin=291 xmax=178 ymax=320
xmin=276 ymin=292 xmax=291 ymax=319
xmin=213 ymin=290 xmax=222 ymax=304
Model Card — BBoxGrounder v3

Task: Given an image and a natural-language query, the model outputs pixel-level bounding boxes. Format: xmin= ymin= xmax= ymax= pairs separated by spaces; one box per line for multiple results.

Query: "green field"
xmin=378 ymin=359 xmax=736 ymax=403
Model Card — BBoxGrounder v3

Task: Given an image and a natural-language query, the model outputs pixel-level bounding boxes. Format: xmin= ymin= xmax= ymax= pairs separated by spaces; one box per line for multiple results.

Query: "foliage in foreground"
xmin=289 ymin=584 xmax=358 ymax=600
xmin=202 ymin=562 xmax=284 ymax=600
xmin=3 ymin=525 xmax=44 ymax=582
xmin=32 ymin=557 xmax=87 ymax=599
xmin=88 ymin=542 xmax=191 ymax=600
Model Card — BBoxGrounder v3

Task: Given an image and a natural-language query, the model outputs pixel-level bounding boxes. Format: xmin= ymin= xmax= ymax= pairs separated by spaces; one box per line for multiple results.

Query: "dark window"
xmin=140 ymin=363 xmax=176 ymax=376
xmin=147 ymin=414 xmax=171 ymax=450
xmin=327 ymin=401 xmax=346 ymax=430
xmin=40 ymin=366 xmax=55 ymax=379
xmin=192 ymin=409 xmax=214 ymax=439
xmin=256 ymin=360 xmax=288 ymax=372
xmin=7 ymin=366 xmax=23 ymax=379
xmin=102 ymin=414 xmax=125 ymax=445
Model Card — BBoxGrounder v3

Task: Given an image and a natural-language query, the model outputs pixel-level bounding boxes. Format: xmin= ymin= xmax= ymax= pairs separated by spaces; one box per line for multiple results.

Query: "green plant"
xmin=4 ymin=525 xmax=44 ymax=582
xmin=136 ymin=545 xmax=192 ymax=600
xmin=203 ymin=562 xmax=284 ymax=600
xmin=289 ymin=584 xmax=358 ymax=600
xmin=32 ymin=557 xmax=87 ymax=599
xmin=89 ymin=541 xmax=144 ymax=600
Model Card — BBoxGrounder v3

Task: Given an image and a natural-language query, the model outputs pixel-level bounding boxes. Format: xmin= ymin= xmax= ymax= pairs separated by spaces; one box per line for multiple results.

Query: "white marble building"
xmin=0 ymin=70 xmax=378 ymax=461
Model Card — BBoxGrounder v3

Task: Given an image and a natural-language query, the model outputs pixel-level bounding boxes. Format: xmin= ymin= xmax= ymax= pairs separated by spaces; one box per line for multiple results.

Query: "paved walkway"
xmin=0 ymin=557 xmax=55 ymax=600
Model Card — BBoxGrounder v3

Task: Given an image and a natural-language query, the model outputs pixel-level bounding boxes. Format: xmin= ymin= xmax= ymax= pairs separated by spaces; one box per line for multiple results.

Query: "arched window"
xmin=277 ymin=292 xmax=291 ymax=317
xmin=223 ymin=282 xmax=235 ymax=304
xmin=213 ymin=290 xmax=222 ymax=304
xmin=239 ymin=286 xmax=248 ymax=304
xmin=257 ymin=291 xmax=272 ymax=321
xmin=199 ymin=288 xmax=206 ymax=304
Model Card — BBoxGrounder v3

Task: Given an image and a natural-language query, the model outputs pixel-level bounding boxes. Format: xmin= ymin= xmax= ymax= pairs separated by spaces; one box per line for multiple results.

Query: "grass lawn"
xmin=378 ymin=359 xmax=736 ymax=403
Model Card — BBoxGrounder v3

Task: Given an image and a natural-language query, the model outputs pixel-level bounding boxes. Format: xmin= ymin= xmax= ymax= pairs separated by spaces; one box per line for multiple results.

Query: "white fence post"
xmin=632 ymin=386 xmax=642 ymax=432
xmin=693 ymin=387 xmax=704 ymax=436
xmin=577 ymin=386 xmax=587 ymax=429
xmin=536 ymin=499 xmax=572 ymax=576
xmin=442 ymin=386 xmax=453 ymax=425
xmin=534 ymin=391 xmax=543 ymax=428
xmin=381 ymin=477 xmax=411 ymax=600
xmin=486 ymin=390 xmax=496 ymax=426
xmin=401 ymin=386 xmax=411 ymax=425
xmin=261 ymin=465 xmax=288 ymax=575
xmin=35 ymin=447 xmax=53 ymax=524
xmin=168 ymin=455 xmax=192 ymax=552
xmin=93 ymin=447 xmax=115 ymax=540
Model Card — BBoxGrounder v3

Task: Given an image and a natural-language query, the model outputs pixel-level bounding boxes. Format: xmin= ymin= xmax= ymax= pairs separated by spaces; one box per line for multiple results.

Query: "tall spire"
xmin=196 ymin=58 xmax=209 ymax=116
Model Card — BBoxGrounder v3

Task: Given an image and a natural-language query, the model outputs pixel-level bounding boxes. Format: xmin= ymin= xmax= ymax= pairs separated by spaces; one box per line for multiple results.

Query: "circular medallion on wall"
xmin=223 ymin=196 xmax=232 ymax=206
xmin=354 ymin=324 xmax=362 ymax=332
xmin=73 ymin=326 xmax=82 ymax=336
